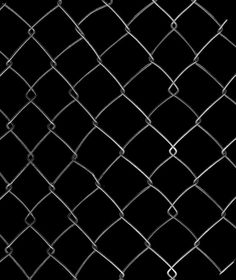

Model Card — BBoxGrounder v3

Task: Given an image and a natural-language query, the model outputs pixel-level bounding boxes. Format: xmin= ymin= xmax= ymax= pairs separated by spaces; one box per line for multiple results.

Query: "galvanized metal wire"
xmin=0 ymin=0 xmax=236 ymax=279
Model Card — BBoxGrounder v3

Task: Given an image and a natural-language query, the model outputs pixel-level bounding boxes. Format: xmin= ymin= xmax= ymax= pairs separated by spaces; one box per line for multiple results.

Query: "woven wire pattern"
xmin=0 ymin=0 xmax=236 ymax=279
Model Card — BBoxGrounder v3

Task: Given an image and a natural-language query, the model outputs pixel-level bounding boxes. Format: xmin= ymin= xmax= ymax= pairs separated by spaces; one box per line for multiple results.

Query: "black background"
xmin=0 ymin=0 xmax=236 ymax=279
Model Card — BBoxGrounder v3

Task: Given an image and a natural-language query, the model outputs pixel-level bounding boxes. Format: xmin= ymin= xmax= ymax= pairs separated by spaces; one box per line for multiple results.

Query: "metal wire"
xmin=0 ymin=0 xmax=236 ymax=279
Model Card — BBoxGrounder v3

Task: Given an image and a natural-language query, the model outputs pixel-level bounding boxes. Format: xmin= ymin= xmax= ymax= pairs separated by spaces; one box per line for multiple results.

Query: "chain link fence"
xmin=0 ymin=0 xmax=236 ymax=279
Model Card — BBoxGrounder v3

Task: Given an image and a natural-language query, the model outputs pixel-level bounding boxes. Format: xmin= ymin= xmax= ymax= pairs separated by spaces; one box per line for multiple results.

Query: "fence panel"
xmin=0 ymin=0 xmax=235 ymax=279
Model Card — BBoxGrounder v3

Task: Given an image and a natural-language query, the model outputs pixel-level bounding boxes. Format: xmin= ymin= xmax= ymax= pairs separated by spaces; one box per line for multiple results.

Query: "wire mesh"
xmin=0 ymin=0 xmax=236 ymax=279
